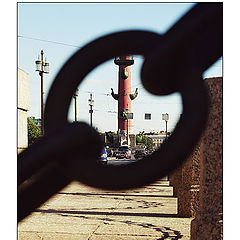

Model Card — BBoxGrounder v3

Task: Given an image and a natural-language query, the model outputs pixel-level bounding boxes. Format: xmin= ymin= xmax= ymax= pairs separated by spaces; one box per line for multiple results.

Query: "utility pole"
xmin=35 ymin=50 xmax=49 ymax=135
xmin=73 ymin=88 xmax=79 ymax=122
xmin=165 ymin=120 xmax=168 ymax=139
xmin=88 ymin=93 xmax=94 ymax=127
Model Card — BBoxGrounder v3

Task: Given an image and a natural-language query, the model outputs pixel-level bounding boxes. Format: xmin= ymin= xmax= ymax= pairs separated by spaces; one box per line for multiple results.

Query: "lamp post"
xmin=35 ymin=50 xmax=49 ymax=135
xmin=73 ymin=88 xmax=79 ymax=122
xmin=88 ymin=93 xmax=94 ymax=127
xmin=162 ymin=113 xmax=169 ymax=139
xmin=126 ymin=104 xmax=129 ymax=145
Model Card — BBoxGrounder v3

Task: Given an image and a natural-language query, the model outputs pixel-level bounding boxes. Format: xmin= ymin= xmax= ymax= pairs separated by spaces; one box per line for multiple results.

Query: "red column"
xmin=118 ymin=57 xmax=132 ymax=132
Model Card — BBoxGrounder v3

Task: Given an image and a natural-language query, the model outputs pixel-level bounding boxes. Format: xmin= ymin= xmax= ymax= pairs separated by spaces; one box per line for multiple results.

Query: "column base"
xmin=177 ymin=185 xmax=199 ymax=217
xmin=190 ymin=213 xmax=223 ymax=240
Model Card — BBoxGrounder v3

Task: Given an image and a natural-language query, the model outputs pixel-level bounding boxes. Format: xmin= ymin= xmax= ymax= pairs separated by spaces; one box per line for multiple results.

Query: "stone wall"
xmin=18 ymin=68 xmax=30 ymax=153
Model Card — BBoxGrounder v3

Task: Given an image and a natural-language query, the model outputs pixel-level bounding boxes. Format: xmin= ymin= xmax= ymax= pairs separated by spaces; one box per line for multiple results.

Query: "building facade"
xmin=18 ymin=68 xmax=30 ymax=153
xmin=145 ymin=132 xmax=168 ymax=149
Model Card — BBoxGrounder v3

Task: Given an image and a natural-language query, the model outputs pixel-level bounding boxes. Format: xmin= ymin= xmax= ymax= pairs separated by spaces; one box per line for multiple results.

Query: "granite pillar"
xmin=177 ymin=143 xmax=201 ymax=217
xmin=169 ymin=165 xmax=182 ymax=197
xmin=191 ymin=77 xmax=223 ymax=240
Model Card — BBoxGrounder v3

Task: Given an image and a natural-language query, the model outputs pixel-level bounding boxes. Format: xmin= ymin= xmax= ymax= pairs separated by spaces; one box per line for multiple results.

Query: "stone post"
xmin=169 ymin=166 xmax=182 ymax=197
xmin=191 ymin=77 xmax=223 ymax=240
xmin=177 ymin=143 xmax=201 ymax=217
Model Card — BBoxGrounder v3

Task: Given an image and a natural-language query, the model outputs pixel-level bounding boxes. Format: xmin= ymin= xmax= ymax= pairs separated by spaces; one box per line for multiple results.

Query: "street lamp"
xmin=162 ymin=113 xmax=169 ymax=139
xmin=126 ymin=104 xmax=129 ymax=145
xmin=73 ymin=88 xmax=79 ymax=122
xmin=35 ymin=50 xmax=49 ymax=135
xmin=88 ymin=93 xmax=94 ymax=127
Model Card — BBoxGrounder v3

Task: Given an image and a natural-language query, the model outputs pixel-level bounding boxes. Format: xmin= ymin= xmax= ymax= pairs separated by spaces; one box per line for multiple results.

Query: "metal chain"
xmin=18 ymin=3 xmax=222 ymax=222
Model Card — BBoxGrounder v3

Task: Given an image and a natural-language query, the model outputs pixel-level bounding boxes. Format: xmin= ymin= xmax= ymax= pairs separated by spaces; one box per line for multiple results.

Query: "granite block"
xmin=177 ymin=142 xmax=201 ymax=218
xmin=169 ymin=166 xmax=182 ymax=197
xmin=190 ymin=77 xmax=223 ymax=240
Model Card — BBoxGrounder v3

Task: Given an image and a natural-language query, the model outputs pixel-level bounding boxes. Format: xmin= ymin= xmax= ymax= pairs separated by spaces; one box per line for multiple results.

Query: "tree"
xmin=105 ymin=131 xmax=115 ymax=147
xmin=27 ymin=117 xmax=40 ymax=146
xmin=136 ymin=132 xmax=154 ymax=151
xmin=143 ymin=136 xmax=154 ymax=151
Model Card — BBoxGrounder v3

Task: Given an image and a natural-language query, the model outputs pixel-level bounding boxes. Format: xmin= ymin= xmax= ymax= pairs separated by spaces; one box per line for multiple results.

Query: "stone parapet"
xmin=169 ymin=77 xmax=223 ymax=239
xmin=190 ymin=77 xmax=223 ymax=240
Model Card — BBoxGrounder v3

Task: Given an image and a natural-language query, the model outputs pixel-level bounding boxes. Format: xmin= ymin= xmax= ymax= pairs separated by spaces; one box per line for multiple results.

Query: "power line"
xmin=77 ymin=88 xmax=182 ymax=105
xmin=18 ymin=35 xmax=81 ymax=48
xmin=18 ymin=35 xmax=223 ymax=68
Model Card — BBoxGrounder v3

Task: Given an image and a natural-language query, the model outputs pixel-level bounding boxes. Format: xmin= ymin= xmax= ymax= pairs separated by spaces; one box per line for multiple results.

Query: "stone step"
xmin=149 ymin=180 xmax=170 ymax=186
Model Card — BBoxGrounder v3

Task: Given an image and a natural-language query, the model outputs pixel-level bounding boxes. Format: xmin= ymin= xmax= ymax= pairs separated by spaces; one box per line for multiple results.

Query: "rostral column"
xmin=111 ymin=55 xmax=138 ymax=145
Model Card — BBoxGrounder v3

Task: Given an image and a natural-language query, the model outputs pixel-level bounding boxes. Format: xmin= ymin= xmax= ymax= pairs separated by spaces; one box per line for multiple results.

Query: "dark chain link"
xmin=18 ymin=3 xmax=222 ymax=222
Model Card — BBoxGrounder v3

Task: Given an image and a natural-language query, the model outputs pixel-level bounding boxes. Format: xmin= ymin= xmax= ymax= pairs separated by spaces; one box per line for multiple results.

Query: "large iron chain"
xmin=18 ymin=3 xmax=222 ymax=222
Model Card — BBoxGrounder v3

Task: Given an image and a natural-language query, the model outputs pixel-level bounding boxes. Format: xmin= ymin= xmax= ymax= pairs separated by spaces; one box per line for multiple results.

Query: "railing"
xmin=18 ymin=3 xmax=222 ymax=223
xmin=114 ymin=55 xmax=134 ymax=65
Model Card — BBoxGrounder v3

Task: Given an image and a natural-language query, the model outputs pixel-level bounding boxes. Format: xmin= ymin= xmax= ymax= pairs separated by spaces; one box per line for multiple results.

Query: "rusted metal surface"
xmin=18 ymin=3 xmax=222 ymax=222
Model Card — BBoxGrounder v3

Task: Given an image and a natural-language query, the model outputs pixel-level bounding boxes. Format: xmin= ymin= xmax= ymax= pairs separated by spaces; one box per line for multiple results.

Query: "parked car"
xmin=118 ymin=145 xmax=130 ymax=153
xmin=115 ymin=151 xmax=120 ymax=158
xmin=116 ymin=150 xmax=131 ymax=159
xmin=116 ymin=146 xmax=131 ymax=159
xmin=99 ymin=148 xmax=108 ymax=164
xmin=134 ymin=149 xmax=147 ymax=159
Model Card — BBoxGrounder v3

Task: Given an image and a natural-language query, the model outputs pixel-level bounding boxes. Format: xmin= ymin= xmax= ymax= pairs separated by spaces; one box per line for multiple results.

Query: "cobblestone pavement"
xmin=18 ymin=180 xmax=192 ymax=239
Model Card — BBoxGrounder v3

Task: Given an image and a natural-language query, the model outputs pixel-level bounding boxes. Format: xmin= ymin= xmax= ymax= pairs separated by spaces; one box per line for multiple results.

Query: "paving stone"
xmin=18 ymin=222 xmax=98 ymax=234
xmin=106 ymin=215 xmax=192 ymax=239
xmin=18 ymin=181 xmax=192 ymax=239
xmin=90 ymin=235 xmax=160 ymax=240
xmin=18 ymin=232 xmax=90 ymax=240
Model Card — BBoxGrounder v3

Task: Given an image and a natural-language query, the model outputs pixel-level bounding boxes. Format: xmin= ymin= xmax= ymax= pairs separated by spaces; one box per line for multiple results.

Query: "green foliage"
xmin=144 ymin=137 xmax=154 ymax=151
xmin=105 ymin=131 xmax=115 ymax=147
xmin=136 ymin=135 xmax=142 ymax=144
xmin=136 ymin=131 xmax=154 ymax=151
xmin=136 ymin=131 xmax=144 ymax=145
xmin=27 ymin=117 xmax=40 ymax=146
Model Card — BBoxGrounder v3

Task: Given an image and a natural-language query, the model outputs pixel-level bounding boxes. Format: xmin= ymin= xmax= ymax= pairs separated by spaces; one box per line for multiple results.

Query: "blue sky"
xmin=18 ymin=2 xmax=222 ymax=133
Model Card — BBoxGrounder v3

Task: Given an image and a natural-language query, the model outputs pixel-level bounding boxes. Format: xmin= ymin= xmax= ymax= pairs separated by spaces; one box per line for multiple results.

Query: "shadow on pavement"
xmin=54 ymin=211 xmax=184 ymax=239
xmin=58 ymin=192 xmax=175 ymax=198
xmin=35 ymin=208 xmax=179 ymax=218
